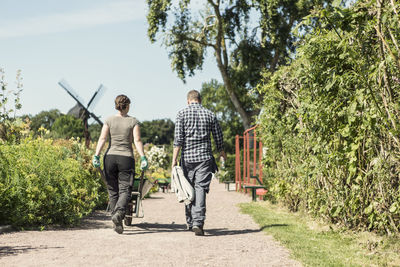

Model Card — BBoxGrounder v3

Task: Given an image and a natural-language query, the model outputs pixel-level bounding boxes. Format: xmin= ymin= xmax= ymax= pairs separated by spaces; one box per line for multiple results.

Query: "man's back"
xmin=174 ymin=103 xmax=223 ymax=163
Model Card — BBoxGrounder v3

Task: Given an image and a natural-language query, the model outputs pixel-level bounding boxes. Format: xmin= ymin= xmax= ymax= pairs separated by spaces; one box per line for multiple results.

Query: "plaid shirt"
xmin=174 ymin=103 xmax=224 ymax=163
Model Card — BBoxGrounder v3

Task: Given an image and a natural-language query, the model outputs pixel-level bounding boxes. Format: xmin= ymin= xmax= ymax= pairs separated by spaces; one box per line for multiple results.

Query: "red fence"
xmin=235 ymin=125 xmax=263 ymax=192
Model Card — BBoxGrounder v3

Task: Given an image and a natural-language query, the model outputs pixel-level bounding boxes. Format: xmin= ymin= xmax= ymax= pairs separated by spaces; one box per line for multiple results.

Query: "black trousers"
xmin=104 ymin=154 xmax=135 ymax=216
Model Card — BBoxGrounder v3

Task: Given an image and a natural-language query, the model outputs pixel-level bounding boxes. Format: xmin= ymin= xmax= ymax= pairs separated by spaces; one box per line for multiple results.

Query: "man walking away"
xmin=171 ymin=90 xmax=226 ymax=236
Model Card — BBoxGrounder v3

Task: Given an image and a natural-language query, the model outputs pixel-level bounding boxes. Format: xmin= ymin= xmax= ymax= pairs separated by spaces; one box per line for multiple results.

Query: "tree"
xmin=51 ymin=115 xmax=84 ymax=139
xmin=88 ymin=123 xmax=102 ymax=143
xmin=146 ymin=0 xmax=332 ymax=129
xmin=200 ymin=79 xmax=243 ymax=153
xmin=27 ymin=109 xmax=62 ymax=134
xmin=140 ymin=119 xmax=175 ymax=145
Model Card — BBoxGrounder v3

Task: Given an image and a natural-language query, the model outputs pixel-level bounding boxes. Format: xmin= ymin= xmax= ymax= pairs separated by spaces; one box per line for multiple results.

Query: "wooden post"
xmin=259 ymin=141 xmax=263 ymax=183
xmin=253 ymin=130 xmax=257 ymax=177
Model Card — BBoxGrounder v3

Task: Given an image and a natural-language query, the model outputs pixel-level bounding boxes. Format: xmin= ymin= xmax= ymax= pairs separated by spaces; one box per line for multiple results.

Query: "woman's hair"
xmin=115 ymin=94 xmax=131 ymax=111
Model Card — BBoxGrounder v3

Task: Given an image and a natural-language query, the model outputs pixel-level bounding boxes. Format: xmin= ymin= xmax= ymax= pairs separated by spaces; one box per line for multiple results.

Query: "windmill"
xmin=58 ymin=79 xmax=106 ymax=147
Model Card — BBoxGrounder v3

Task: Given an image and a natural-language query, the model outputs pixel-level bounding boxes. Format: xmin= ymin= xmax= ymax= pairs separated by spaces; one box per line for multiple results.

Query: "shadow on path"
xmin=123 ymin=223 xmax=187 ymax=235
xmin=70 ymin=211 xmax=111 ymax=230
xmin=206 ymin=224 xmax=288 ymax=236
xmin=122 ymin=223 xmax=289 ymax=236
xmin=0 ymin=245 xmax=63 ymax=258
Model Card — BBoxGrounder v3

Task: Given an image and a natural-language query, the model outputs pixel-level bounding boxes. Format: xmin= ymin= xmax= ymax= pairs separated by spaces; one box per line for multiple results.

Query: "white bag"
xmin=171 ymin=166 xmax=194 ymax=205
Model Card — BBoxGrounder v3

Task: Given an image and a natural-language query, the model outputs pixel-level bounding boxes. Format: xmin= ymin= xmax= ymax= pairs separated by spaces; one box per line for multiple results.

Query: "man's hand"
xmin=220 ymin=151 xmax=227 ymax=162
xmin=140 ymin=156 xmax=148 ymax=170
xmin=171 ymin=146 xmax=181 ymax=170
xmin=92 ymin=155 xmax=100 ymax=168
xmin=171 ymin=159 xmax=177 ymax=170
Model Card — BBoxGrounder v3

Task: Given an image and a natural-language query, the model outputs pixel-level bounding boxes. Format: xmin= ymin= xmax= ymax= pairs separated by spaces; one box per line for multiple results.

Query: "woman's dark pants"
xmin=104 ymin=154 xmax=135 ymax=216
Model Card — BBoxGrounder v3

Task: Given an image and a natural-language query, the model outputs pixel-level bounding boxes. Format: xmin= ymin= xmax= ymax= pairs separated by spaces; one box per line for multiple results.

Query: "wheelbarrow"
xmin=124 ymin=170 xmax=155 ymax=226
xmin=96 ymin=168 xmax=155 ymax=226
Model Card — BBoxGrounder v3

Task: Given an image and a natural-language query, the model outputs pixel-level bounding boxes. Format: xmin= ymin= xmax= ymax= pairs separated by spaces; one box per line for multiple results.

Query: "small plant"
xmin=146 ymin=144 xmax=169 ymax=170
xmin=0 ymin=68 xmax=23 ymax=142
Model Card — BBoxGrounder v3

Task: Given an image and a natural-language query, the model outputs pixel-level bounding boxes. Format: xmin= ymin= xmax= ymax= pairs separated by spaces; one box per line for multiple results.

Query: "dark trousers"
xmin=104 ymin=154 xmax=135 ymax=216
xmin=182 ymin=158 xmax=216 ymax=227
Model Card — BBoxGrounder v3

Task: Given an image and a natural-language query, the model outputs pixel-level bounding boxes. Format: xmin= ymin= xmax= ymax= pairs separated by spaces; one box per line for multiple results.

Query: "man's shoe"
xmin=111 ymin=211 xmax=124 ymax=234
xmin=186 ymin=225 xmax=193 ymax=231
xmin=193 ymin=225 xmax=204 ymax=236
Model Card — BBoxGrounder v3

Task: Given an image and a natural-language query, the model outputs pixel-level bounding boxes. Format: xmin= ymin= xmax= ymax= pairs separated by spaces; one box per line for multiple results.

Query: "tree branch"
xmin=375 ymin=26 xmax=400 ymax=71
xmin=176 ymin=36 xmax=214 ymax=47
xmin=207 ymin=0 xmax=217 ymax=8
xmin=388 ymin=28 xmax=400 ymax=56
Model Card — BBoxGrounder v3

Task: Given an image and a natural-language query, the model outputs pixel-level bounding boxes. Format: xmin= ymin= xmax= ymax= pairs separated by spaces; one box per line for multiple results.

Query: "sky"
xmin=0 ymin=0 xmax=220 ymax=123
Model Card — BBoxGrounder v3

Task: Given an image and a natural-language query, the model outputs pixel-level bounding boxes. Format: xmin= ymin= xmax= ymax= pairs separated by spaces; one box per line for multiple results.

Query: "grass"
xmin=239 ymin=202 xmax=400 ymax=267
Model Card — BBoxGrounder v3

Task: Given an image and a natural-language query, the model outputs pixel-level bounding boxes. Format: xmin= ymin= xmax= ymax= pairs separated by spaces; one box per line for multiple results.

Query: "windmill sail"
xmin=58 ymin=79 xmax=86 ymax=107
xmin=87 ymin=84 xmax=106 ymax=112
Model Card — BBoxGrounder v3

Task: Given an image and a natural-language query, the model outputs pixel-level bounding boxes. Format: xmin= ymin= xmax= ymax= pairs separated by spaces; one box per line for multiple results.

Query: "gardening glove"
xmin=92 ymin=155 xmax=100 ymax=168
xmin=220 ymin=157 xmax=225 ymax=170
xmin=140 ymin=156 xmax=148 ymax=170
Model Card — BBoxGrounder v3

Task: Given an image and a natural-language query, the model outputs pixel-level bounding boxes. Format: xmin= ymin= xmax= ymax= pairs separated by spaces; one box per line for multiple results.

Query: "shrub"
xmin=0 ymin=137 xmax=107 ymax=227
xmin=258 ymin=1 xmax=400 ymax=234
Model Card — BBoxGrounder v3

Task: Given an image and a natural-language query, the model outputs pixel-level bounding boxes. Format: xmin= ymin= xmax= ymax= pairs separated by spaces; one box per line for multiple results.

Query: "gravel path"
xmin=0 ymin=179 xmax=301 ymax=267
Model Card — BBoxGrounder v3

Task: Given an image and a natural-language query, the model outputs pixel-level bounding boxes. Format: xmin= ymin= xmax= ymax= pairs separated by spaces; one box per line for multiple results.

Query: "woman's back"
xmin=105 ymin=115 xmax=138 ymax=157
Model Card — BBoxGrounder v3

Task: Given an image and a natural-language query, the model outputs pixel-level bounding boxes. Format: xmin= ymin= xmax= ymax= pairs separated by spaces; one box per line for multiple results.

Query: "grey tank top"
xmin=105 ymin=115 xmax=139 ymax=158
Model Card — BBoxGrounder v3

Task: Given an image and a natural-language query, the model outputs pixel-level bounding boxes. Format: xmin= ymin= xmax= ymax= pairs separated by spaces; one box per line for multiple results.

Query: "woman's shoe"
xmin=111 ymin=211 xmax=124 ymax=234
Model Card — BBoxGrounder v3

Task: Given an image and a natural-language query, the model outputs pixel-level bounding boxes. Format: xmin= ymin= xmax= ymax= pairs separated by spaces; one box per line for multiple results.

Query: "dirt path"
xmin=0 ymin=179 xmax=301 ymax=266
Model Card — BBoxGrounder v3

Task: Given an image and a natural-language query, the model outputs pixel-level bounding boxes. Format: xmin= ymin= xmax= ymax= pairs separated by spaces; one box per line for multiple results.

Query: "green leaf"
xmin=364 ymin=205 xmax=373 ymax=215
xmin=389 ymin=203 xmax=397 ymax=213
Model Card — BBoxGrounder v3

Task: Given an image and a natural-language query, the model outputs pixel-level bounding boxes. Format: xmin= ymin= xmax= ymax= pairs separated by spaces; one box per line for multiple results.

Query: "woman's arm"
xmin=133 ymin=124 xmax=145 ymax=157
xmin=95 ymin=124 xmax=110 ymax=156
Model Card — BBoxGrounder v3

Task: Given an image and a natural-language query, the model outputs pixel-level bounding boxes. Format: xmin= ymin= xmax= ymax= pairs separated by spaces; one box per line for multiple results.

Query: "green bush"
xmin=0 ymin=137 xmax=107 ymax=227
xmin=216 ymin=154 xmax=236 ymax=183
xmin=51 ymin=115 xmax=84 ymax=139
xmin=258 ymin=1 xmax=400 ymax=234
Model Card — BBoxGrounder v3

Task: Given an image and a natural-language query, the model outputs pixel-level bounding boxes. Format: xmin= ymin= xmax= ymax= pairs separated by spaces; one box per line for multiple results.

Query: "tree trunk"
xmin=212 ymin=0 xmax=252 ymax=129
xmin=215 ymin=52 xmax=251 ymax=129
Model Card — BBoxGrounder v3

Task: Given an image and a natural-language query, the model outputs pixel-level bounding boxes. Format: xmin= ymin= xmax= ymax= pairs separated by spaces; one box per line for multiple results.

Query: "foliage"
xmin=0 ymin=68 xmax=23 ymax=141
xmin=0 ymin=136 xmax=107 ymax=227
xmin=258 ymin=0 xmax=400 ymax=234
xmin=0 ymin=70 xmax=106 ymax=227
xmin=146 ymin=144 xmax=170 ymax=170
xmin=146 ymin=0 xmax=333 ymax=129
xmin=240 ymin=202 xmax=400 ymax=266
xmin=215 ymin=153 xmax=236 ymax=182
xmin=51 ymin=114 xmax=85 ymax=139
xmin=201 ymin=79 xmax=244 ymax=154
xmin=88 ymin=122 xmax=102 ymax=142
xmin=24 ymin=110 xmax=100 ymax=142
xmin=140 ymin=119 xmax=174 ymax=145
xmin=23 ymin=109 xmax=62 ymax=135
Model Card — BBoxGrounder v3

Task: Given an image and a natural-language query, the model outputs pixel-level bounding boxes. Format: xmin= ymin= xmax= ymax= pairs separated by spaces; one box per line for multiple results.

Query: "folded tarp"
xmin=171 ymin=166 xmax=194 ymax=205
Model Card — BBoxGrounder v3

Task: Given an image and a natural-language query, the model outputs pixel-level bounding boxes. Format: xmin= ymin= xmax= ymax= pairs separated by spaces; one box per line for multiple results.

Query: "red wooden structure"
xmin=235 ymin=125 xmax=267 ymax=200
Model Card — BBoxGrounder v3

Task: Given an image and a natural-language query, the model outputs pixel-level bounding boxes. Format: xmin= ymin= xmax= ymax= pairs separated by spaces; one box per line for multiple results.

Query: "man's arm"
xmin=211 ymin=116 xmax=226 ymax=161
xmin=171 ymin=146 xmax=181 ymax=169
xmin=172 ymin=111 xmax=183 ymax=169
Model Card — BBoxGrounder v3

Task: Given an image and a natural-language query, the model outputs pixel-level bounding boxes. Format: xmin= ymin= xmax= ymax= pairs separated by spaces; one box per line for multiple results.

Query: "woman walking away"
xmin=92 ymin=94 xmax=148 ymax=234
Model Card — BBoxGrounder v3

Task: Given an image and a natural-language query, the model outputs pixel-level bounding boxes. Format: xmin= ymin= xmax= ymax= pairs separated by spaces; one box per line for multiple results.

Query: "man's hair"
xmin=187 ymin=90 xmax=201 ymax=102
xmin=115 ymin=94 xmax=131 ymax=111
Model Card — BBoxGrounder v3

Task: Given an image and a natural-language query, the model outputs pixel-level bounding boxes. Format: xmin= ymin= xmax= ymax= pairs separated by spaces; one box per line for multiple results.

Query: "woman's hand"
xmin=140 ymin=156 xmax=148 ymax=170
xmin=92 ymin=155 xmax=100 ymax=168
